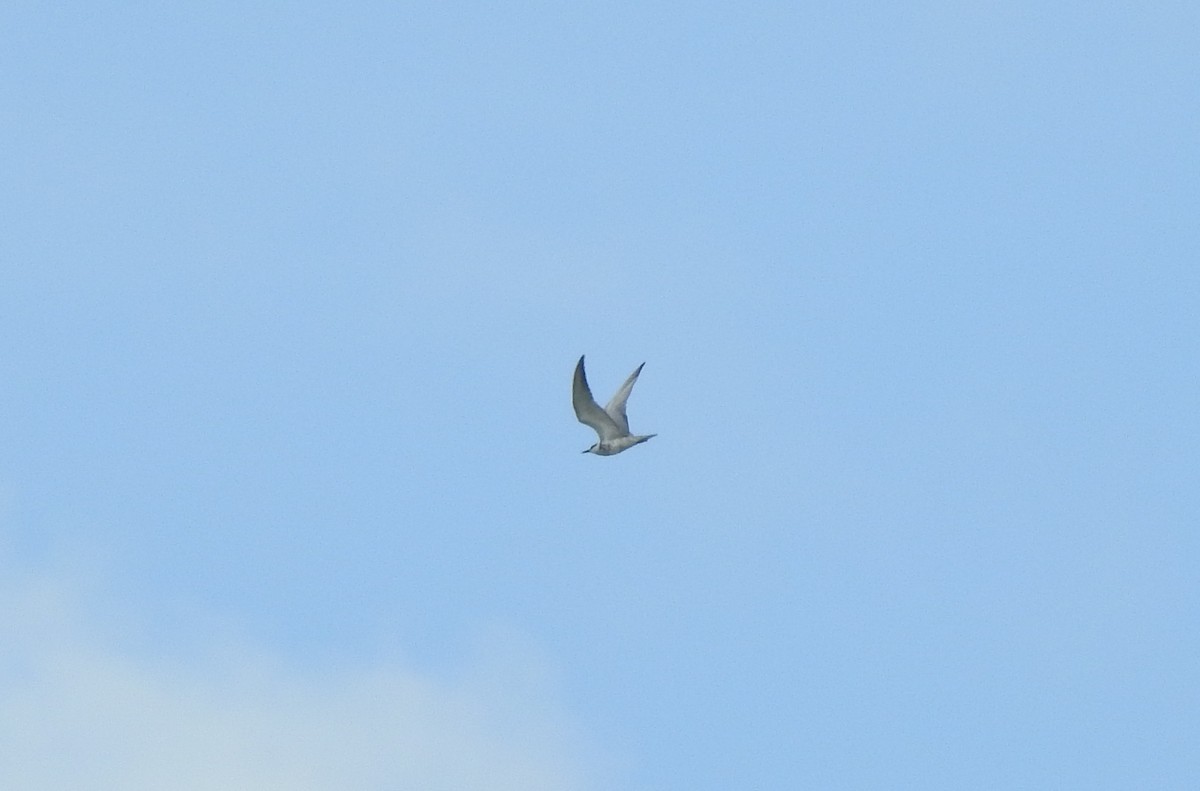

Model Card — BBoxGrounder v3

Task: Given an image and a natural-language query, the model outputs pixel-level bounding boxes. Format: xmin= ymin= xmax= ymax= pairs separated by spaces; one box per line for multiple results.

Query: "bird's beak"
xmin=581 ymin=448 xmax=591 ymax=454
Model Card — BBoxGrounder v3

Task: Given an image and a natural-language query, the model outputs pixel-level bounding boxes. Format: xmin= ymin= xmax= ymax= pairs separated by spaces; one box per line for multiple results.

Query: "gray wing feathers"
xmin=603 ymin=362 xmax=645 ymax=435
xmin=573 ymin=356 xmax=623 ymax=440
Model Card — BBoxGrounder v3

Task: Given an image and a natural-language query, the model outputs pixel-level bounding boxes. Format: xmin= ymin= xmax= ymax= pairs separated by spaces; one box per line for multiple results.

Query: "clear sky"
xmin=2 ymin=2 xmax=1197 ymax=789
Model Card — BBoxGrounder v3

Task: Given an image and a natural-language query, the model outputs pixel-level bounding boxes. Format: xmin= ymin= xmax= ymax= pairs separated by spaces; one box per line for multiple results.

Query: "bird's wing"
xmin=573 ymin=356 xmax=623 ymax=440
xmin=603 ymin=362 xmax=645 ymax=435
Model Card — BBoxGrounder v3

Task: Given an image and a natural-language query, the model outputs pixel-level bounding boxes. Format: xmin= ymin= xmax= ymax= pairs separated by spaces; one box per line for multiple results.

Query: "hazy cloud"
xmin=0 ymin=563 xmax=596 ymax=791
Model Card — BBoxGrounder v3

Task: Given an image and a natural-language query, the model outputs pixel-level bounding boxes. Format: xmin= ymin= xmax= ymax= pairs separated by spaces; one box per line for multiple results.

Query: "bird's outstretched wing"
xmin=573 ymin=356 xmax=623 ymax=440
xmin=603 ymin=362 xmax=645 ymax=435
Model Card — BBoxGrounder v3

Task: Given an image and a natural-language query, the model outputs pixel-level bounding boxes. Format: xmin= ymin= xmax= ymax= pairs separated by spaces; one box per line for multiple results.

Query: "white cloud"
xmin=0 ymin=564 xmax=598 ymax=791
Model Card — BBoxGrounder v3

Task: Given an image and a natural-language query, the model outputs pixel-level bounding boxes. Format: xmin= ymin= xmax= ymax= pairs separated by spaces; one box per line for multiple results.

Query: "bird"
xmin=572 ymin=355 xmax=656 ymax=455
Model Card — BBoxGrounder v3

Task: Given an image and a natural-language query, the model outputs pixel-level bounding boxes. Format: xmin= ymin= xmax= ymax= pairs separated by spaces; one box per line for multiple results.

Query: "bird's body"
xmin=585 ymin=434 xmax=655 ymax=456
xmin=572 ymin=355 xmax=656 ymax=456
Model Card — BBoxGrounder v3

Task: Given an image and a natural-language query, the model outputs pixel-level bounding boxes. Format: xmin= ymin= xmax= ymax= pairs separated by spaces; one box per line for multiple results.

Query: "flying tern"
xmin=572 ymin=355 xmax=656 ymax=456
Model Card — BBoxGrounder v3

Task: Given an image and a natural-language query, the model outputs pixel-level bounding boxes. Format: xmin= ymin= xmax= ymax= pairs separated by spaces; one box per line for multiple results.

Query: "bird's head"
xmin=582 ymin=443 xmax=599 ymax=454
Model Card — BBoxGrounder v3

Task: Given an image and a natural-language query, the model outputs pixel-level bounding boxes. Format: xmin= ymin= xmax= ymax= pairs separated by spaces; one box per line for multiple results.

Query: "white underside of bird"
xmin=572 ymin=355 xmax=656 ymax=456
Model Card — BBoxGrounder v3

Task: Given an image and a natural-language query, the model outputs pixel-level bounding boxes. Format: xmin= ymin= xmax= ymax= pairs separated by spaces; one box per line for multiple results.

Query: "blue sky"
xmin=2 ymin=2 xmax=1197 ymax=788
